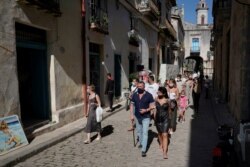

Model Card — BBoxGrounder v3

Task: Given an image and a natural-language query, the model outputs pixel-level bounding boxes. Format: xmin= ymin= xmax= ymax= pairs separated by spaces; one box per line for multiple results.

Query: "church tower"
xmin=196 ymin=0 xmax=209 ymax=25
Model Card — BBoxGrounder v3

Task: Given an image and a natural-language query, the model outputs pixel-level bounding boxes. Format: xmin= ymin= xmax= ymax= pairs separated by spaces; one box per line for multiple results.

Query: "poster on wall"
xmin=0 ymin=115 xmax=29 ymax=155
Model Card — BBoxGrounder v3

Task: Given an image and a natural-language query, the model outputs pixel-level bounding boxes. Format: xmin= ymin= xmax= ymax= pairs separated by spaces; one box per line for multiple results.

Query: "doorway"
xmin=89 ymin=43 xmax=101 ymax=95
xmin=16 ymin=23 xmax=50 ymax=128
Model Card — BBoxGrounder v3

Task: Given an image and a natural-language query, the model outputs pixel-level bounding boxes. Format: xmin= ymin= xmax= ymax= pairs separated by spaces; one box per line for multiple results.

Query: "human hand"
xmin=140 ymin=109 xmax=147 ymax=114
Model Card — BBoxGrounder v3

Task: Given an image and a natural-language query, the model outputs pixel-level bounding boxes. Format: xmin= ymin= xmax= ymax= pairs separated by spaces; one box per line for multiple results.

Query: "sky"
xmin=177 ymin=0 xmax=213 ymax=24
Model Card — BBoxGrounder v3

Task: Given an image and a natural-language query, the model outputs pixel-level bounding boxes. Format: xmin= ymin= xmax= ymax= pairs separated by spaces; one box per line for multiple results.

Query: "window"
xmin=192 ymin=38 xmax=200 ymax=51
xmin=202 ymin=3 xmax=204 ymax=8
xmin=201 ymin=15 xmax=205 ymax=25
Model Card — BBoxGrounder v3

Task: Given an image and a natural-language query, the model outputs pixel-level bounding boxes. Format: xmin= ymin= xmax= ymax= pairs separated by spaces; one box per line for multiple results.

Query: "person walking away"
xmin=192 ymin=74 xmax=201 ymax=113
xmin=168 ymin=79 xmax=179 ymax=134
xmin=105 ymin=73 xmax=114 ymax=112
xmin=204 ymin=75 xmax=210 ymax=99
xmin=130 ymin=81 xmax=155 ymax=157
xmin=84 ymin=85 xmax=102 ymax=144
xmin=154 ymin=87 xmax=171 ymax=159
xmin=128 ymin=78 xmax=139 ymax=131
xmin=178 ymin=90 xmax=188 ymax=123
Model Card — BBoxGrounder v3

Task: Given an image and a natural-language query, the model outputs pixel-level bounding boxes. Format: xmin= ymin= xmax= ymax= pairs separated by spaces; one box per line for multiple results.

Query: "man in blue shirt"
xmin=130 ymin=81 xmax=155 ymax=157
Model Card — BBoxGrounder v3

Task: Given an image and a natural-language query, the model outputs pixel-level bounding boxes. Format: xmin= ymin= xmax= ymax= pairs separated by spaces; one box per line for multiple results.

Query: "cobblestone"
xmin=14 ymin=95 xmax=219 ymax=167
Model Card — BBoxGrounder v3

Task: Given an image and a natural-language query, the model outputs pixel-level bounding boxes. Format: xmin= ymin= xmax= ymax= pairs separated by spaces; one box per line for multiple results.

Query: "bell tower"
xmin=196 ymin=0 xmax=208 ymax=25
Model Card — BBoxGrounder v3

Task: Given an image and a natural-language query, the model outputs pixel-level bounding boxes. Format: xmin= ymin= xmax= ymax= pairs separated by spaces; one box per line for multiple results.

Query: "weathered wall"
xmin=229 ymin=1 xmax=250 ymax=120
xmin=0 ymin=0 xmax=20 ymax=117
xmin=0 ymin=0 xmax=83 ymax=122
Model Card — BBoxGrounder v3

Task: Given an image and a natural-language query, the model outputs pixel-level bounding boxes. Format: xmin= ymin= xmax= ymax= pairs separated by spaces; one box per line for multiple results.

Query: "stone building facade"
xmin=0 ymin=0 xmax=179 ymax=137
xmin=183 ymin=0 xmax=213 ymax=77
xmin=212 ymin=0 xmax=250 ymax=121
xmin=0 ymin=0 xmax=84 ymax=136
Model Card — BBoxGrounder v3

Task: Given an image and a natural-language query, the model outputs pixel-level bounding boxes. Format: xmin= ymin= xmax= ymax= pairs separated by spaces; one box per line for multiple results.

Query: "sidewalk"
xmin=0 ymin=101 xmax=126 ymax=167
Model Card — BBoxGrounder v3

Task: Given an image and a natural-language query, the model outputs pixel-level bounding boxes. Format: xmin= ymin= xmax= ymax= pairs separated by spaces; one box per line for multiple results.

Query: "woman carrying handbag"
xmin=84 ymin=84 xmax=102 ymax=144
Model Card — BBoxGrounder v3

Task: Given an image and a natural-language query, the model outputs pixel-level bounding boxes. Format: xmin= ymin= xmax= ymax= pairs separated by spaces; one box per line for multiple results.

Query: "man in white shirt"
xmin=147 ymin=75 xmax=159 ymax=99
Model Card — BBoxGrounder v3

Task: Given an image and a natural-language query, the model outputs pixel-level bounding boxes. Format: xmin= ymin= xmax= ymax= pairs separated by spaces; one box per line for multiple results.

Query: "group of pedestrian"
xmin=128 ymin=72 xmax=205 ymax=158
xmin=82 ymin=70 xmax=209 ymax=159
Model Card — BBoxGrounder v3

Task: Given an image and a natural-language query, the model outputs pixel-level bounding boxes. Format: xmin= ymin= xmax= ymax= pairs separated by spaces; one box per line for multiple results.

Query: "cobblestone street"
xmin=14 ymin=95 xmax=219 ymax=167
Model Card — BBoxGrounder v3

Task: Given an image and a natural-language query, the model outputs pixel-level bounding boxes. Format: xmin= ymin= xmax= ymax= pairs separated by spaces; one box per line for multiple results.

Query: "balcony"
xmin=190 ymin=46 xmax=200 ymax=53
xmin=138 ymin=0 xmax=160 ymax=21
xmin=128 ymin=30 xmax=140 ymax=47
xmin=16 ymin=0 xmax=61 ymax=16
xmin=159 ymin=19 xmax=177 ymax=41
xmin=89 ymin=5 xmax=109 ymax=34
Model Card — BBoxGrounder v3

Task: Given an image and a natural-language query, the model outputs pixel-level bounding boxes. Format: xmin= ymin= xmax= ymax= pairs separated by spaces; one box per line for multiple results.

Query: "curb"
xmin=1 ymin=102 xmax=126 ymax=167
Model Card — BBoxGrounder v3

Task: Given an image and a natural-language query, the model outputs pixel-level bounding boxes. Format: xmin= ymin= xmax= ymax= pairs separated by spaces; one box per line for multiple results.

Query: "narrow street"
xmin=14 ymin=93 xmax=219 ymax=167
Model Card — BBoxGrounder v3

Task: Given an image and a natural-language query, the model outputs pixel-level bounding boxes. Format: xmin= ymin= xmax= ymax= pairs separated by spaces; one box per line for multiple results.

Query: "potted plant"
xmin=102 ymin=13 xmax=109 ymax=27
xmin=129 ymin=32 xmax=140 ymax=47
xmin=90 ymin=16 xmax=97 ymax=28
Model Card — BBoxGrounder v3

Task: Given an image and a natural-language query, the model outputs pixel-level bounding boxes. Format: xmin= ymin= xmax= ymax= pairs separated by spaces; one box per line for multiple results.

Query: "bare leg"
xmin=158 ymin=133 xmax=163 ymax=150
xmin=162 ymin=132 xmax=168 ymax=159
xmin=84 ymin=133 xmax=91 ymax=143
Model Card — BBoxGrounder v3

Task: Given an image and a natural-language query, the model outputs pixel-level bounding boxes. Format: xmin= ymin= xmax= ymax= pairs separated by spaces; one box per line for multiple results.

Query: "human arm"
xmin=95 ymin=94 xmax=101 ymax=107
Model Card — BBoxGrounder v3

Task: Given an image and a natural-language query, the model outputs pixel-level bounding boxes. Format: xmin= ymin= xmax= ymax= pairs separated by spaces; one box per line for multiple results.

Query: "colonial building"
xmin=0 ymin=0 xmax=179 ymax=137
xmin=183 ymin=0 xmax=213 ymax=77
xmin=0 ymin=0 xmax=85 ymax=136
xmin=171 ymin=6 xmax=185 ymax=74
xmin=212 ymin=0 xmax=250 ymax=122
xmin=212 ymin=0 xmax=250 ymax=164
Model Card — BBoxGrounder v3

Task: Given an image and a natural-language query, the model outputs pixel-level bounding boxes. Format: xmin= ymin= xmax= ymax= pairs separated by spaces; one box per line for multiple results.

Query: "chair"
xmin=237 ymin=122 xmax=250 ymax=161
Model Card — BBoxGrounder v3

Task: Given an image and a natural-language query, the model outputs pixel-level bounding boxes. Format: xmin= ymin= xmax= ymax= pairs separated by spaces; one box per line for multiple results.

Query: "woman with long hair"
xmin=154 ymin=87 xmax=171 ymax=159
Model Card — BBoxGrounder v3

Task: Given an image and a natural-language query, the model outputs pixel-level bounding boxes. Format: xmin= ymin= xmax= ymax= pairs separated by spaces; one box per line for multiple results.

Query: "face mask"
xmin=158 ymin=95 xmax=164 ymax=99
xmin=137 ymin=88 xmax=144 ymax=94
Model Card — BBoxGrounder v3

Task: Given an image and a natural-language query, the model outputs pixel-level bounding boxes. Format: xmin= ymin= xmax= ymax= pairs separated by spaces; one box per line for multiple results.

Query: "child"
xmin=178 ymin=90 xmax=188 ymax=123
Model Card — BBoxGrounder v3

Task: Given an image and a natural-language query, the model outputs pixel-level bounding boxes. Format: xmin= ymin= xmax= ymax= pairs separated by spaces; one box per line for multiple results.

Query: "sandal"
xmin=84 ymin=139 xmax=90 ymax=144
xmin=95 ymin=137 xmax=101 ymax=141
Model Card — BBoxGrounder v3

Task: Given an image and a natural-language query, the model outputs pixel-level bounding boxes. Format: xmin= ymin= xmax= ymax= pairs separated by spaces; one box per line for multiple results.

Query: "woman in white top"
xmin=168 ymin=79 xmax=179 ymax=134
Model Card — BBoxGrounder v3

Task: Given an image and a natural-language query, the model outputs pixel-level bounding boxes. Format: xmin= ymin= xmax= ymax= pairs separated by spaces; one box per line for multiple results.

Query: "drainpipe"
xmin=81 ymin=0 xmax=88 ymax=116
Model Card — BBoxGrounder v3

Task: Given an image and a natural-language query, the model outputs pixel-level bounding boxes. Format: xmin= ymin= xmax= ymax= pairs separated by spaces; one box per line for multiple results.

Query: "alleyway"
xmin=14 ymin=94 xmax=219 ymax=167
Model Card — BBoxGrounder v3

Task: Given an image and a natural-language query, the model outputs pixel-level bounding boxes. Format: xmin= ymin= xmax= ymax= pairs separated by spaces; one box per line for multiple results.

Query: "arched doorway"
xmin=184 ymin=56 xmax=204 ymax=77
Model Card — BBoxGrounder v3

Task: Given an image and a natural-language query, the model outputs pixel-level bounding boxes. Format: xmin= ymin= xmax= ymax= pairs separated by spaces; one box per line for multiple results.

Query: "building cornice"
xmin=119 ymin=0 xmax=159 ymax=32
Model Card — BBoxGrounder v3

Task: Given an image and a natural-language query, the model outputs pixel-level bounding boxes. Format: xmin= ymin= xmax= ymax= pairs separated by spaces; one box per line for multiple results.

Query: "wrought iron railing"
xmin=89 ymin=4 xmax=109 ymax=34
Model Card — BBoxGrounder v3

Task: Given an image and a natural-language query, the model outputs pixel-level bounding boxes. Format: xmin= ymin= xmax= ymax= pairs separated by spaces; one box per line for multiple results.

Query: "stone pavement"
xmin=0 ymin=102 xmax=126 ymax=167
xmin=10 ymin=93 xmax=220 ymax=167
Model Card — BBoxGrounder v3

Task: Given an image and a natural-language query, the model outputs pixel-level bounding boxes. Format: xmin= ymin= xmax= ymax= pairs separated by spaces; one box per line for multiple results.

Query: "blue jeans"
xmin=135 ymin=117 xmax=150 ymax=152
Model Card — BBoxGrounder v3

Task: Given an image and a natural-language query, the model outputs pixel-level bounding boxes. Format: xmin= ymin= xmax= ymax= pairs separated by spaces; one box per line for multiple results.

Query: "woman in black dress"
xmin=154 ymin=87 xmax=170 ymax=159
xmin=84 ymin=84 xmax=101 ymax=144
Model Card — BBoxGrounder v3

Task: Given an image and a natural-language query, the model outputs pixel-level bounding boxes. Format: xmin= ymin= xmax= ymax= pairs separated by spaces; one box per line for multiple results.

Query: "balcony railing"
xmin=89 ymin=4 xmax=109 ymax=34
xmin=190 ymin=46 xmax=200 ymax=53
xmin=17 ymin=0 xmax=61 ymax=16
xmin=138 ymin=0 xmax=160 ymax=21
